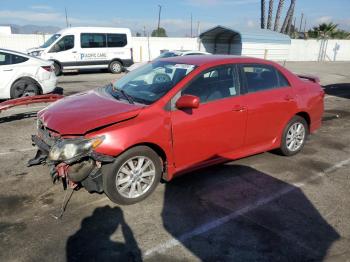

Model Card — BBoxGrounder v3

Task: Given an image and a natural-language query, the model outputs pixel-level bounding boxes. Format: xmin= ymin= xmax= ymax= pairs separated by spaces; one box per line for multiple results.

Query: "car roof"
xmin=159 ymin=55 xmax=271 ymax=66
xmin=0 ymin=48 xmax=50 ymax=63
xmin=56 ymin=27 xmax=131 ymax=35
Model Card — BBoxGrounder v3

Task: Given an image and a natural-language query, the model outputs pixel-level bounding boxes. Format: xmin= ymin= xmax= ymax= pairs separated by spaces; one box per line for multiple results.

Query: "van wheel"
xmin=279 ymin=116 xmax=309 ymax=156
xmin=10 ymin=79 xmax=40 ymax=98
xmin=53 ymin=62 xmax=62 ymax=76
xmin=102 ymin=146 xmax=162 ymax=205
xmin=109 ymin=61 xmax=123 ymax=74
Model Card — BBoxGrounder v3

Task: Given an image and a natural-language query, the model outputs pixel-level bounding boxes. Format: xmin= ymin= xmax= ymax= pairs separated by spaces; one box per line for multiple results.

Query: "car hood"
xmin=38 ymin=89 xmax=144 ymax=135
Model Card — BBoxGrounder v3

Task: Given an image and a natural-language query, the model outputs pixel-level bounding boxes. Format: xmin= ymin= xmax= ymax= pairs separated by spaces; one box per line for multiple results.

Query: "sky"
xmin=0 ymin=0 xmax=349 ymax=36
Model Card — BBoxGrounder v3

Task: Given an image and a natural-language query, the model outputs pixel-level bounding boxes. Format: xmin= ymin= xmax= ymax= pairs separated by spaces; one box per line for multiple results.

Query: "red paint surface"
xmin=38 ymin=56 xmax=324 ymax=180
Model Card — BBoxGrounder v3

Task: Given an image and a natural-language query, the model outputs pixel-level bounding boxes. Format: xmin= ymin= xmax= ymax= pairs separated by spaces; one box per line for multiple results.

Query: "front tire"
xmin=109 ymin=60 xmax=123 ymax=74
xmin=279 ymin=116 xmax=308 ymax=156
xmin=102 ymin=146 xmax=162 ymax=205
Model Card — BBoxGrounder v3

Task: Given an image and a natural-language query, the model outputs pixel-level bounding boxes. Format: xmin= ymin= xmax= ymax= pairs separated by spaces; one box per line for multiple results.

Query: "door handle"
xmin=3 ymin=69 xmax=13 ymax=71
xmin=72 ymin=51 xmax=77 ymax=53
xmin=232 ymin=105 xmax=246 ymax=112
xmin=284 ymin=95 xmax=295 ymax=101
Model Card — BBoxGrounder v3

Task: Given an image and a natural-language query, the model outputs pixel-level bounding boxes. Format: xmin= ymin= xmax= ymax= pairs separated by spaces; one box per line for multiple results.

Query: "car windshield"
xmin=40 ymin=34 xmax=61 ymax=48
xmin=109 ymin=61 xmax=197 ymax=105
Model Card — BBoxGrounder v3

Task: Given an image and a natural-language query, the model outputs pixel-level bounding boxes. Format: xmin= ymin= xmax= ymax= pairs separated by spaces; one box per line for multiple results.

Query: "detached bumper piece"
xmin=28 ymin=135 xmax=115 ymax=193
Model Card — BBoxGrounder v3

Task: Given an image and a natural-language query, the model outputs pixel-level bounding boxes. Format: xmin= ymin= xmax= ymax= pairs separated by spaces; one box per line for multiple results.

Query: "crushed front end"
xmin=28 ymin=119 xmax=114 ymax=193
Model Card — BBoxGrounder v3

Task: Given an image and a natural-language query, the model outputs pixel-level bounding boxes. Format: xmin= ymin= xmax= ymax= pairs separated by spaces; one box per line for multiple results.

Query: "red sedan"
xmin=29 ymin=55 xmax=324 ymax=204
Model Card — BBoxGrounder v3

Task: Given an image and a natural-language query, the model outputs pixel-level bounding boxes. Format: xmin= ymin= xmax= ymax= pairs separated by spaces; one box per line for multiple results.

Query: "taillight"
xmin=41 ymin=66 xmax=54 ymax=72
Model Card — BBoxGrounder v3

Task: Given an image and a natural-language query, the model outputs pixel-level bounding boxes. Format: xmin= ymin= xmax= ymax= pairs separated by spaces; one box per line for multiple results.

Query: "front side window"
xmin=109 ymin=61 xmax=197 ymax=105
xmin=182 ymin=65 xmax=239 ymax=103
xmin=49 ymin=35 xmax=74 ymax=52
xmin=242 ymin=65 xmax=281 ymax=93
xmin=81 ymin=33 xmax=106 ymax=48
xmin=107 ymin=34 xmax=127 ymax=47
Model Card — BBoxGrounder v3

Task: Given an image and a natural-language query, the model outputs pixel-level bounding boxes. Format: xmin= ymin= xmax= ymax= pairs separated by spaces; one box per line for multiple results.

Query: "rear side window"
xmin=12 ymin=54 xmax=29 ymax=64
xmin=0 ymin=52 xmax=28 ymax=65
xmin=277 ymin=71 xmax=290 ymax=87
xmin=107 ymin=34 xmax=127 ymax=47
xmin=242 ymin=64 xmax=281 ymax=93
xmin=81 ymin=33 xmax=106 ymax=48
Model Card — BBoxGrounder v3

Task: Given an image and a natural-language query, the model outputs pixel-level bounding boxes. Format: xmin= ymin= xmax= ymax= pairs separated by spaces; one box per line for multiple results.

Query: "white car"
xmin=0 ymin=49 xmax=57 ymax=99
xmin=127 ymin=50 xmax=211 ymax=72
xmin=27 ymin=27 xmax=133 ymax=75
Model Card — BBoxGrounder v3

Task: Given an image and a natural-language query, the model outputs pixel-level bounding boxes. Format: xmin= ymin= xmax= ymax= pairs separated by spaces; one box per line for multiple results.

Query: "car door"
xmin=170 ymin=64 xmax=247 ymax=170
xmin=47 ymin=35 xmax=77 ymax=66
xmin=239 ymin=64 xmax=297 ymax=150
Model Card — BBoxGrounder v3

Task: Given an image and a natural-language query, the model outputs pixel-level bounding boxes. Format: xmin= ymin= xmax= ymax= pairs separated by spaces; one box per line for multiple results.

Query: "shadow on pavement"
xmin=66 ymin=206 xmax=142 ymax=262
xmin=0 ymin=111 xmax=37 ymax=124
xmin=323 ymin=83 xmax=350 ymax=99
xmin=159 ymin=164 xmax=340 ymax=261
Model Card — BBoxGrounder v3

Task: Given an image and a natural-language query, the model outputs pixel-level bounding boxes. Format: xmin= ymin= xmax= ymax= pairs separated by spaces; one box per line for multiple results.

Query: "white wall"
xmin=0 ymin=34 xmax=51 ymax=52
xmin=1 ymin=33 xmax=350 ymax=62
xmin=288 ymin=39 xmax=350 ymax=61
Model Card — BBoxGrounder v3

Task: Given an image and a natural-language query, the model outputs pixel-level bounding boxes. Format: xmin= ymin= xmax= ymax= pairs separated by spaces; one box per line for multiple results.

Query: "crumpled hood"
xmin=38 ymin=89 xmax=143 ymax=135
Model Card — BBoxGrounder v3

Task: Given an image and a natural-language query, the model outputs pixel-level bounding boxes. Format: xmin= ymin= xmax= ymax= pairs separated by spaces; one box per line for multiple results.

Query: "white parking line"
xmin=144 ymin=158 xmax=350 ymax=257
xmin=0 ymin=148 xmax=35 ymax=156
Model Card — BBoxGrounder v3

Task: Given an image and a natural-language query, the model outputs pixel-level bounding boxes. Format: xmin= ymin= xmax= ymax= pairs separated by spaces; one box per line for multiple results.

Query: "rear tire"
xmin=10 ymin=79 xmax=40 ymax=99
xmin=102 ymin=146 xmax=162 ymax=205
xmin=53 ymin=62 xmax=62 ymax=76
xmin=279 ymin=116 xmax=309 ymax=156
xmin=109 ymin=60 xmax=123 ymax=74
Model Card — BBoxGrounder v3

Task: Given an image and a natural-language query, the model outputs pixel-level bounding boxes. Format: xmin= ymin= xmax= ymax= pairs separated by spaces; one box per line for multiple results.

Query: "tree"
xmin=274 ymin=0 xmax=284 ymax=31
xmin=281 ymin=0 xmax=295 ymax=34
xmin=151 ymin=27 xmax=167 ymax=37
xmin=267 ymin=0 xmax=274 ymax=29
xmin=261 ymin=0 xmax=266 ymax=29
xmin=135 ymin=32 xmax=141 ymax=37
xmin=308 ymin=23 xmax=349 ymax=39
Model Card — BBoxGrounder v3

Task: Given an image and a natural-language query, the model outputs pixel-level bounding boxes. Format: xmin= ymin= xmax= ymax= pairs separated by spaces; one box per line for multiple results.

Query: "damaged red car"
xmin=29 ymin=55 xmax=324 ymax=205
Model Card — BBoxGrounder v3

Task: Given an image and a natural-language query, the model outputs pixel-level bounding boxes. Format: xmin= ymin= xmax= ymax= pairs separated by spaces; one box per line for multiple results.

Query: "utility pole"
xmin=197 ymin=21 xmax=201 ymax=37
xmin=65 ymin=7 xmax=69 ymax=28
xmin=143 ymin=26 xmax=146 ymax=37
xmin=299 ymin=13 xmax=304 ymax=32
xmin=303 ymin=17 xmax=307 ymax=33
xmin=157 ymin=5 xmax=162 ymax=36
xmin=190 ymin=13 xmax=193 ymax=38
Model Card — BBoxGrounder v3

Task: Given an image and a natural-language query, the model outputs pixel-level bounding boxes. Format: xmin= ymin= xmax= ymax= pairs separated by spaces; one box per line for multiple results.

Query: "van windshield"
xmin=108 ymin=61 xmax=197 ymax=105
xmin=41 ymin=34 xmax=61 ymax=48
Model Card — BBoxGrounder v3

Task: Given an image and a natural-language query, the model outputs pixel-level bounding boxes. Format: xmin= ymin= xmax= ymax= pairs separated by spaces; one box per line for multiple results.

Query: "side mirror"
xmin=175 ymin=95 xmax=200 ymax=109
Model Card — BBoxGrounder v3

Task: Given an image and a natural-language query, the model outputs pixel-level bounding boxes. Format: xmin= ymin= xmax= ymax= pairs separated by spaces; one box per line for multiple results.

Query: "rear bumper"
xmin=40 ymin=76 xmax=57 ymax=94
xmin=121 ymin=59 xmax=134 ymax=67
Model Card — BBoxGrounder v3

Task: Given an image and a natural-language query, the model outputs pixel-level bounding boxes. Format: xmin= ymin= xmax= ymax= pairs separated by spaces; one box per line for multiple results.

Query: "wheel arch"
xmin=117 ymin=142 xmax=169 ymax=181
xmin=109 ymin=58 xmax=124 ymax=66
xmin=295 ymin=111 xmax=311 ymax=130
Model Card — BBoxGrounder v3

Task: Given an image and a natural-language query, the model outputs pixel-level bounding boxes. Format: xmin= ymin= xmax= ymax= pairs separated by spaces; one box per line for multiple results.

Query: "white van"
xmin=28 ymin=27 xmax=133 ymax=75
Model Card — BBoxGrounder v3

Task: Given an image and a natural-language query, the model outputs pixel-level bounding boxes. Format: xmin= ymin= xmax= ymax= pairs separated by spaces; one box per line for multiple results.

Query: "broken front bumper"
xmin=28 ymin=134 xmax=114 ymax=193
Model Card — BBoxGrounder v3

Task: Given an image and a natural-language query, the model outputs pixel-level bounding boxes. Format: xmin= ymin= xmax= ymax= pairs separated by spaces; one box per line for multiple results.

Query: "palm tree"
xmin=267 ymin=0 xmax=274 ymax=29
xmin=261 ymin=0 xmax=266 ymax=29
xmin=281 ymin=0 xmax=296 ymax=34
xmin=274 ymin=0 xmax=284 ymax=31
xmin=308 ymin=23 xmax=339 ymax=38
